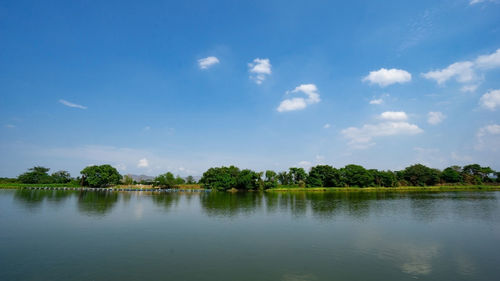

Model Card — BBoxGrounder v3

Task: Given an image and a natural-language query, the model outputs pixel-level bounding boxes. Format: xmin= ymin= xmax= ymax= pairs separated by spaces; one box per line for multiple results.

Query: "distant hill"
xmin=125 ymin=174 xmax=155 ymax=182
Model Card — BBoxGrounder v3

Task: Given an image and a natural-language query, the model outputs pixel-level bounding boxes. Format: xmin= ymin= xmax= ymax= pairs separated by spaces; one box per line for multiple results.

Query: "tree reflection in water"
xmin=77 ymin=191 xmax=119 ymax=216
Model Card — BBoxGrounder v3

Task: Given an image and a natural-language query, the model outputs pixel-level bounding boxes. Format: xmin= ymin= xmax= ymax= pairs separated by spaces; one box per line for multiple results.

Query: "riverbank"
xmin=267 ymin=185 xmax=500 ymax=192
xmin=0 ymin=183 xmax=202 ymax=190
xmin=2 ymin=183 xmax=499 ymax=192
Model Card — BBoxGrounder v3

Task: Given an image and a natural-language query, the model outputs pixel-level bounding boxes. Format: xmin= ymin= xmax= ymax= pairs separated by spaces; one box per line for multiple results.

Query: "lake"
xmin=1 ymin=189 xmax=499 ymax=281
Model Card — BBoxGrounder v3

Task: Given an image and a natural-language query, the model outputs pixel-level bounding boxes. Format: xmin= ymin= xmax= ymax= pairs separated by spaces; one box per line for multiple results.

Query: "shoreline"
xmin=266 ymin=185 xmax=500 ymax=192
xmin=1 ymin=184 xmax=500 ymax=193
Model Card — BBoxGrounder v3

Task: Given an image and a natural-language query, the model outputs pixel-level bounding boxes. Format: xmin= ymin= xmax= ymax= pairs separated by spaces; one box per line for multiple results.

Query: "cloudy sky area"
xmin=1 ymin=0 xmax=499 ymax=177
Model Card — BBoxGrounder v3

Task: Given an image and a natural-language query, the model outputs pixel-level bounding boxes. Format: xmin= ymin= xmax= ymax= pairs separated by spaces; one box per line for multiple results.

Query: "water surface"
xmin=1 ymin=189 xmax=499 ymax=281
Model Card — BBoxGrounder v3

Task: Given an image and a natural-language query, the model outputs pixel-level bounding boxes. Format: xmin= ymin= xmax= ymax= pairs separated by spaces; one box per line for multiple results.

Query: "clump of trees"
xmin=199 ymin=166 xmax=280 ymax=191
xmin=198 ymin=163 xmax=499 ymax=190
xmin=80 ymin=165 xmax=122 ymax=187
xmin=153 ymin=172 xmax=191 ymax=188
xmin=16 ymin=166 xmax=73 ymax=184
xmin=6 ymin=162 xmax=499 ymax=190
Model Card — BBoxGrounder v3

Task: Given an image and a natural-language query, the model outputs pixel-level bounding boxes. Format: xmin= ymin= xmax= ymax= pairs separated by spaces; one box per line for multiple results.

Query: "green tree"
xmin=402 ymin=164 xmax=440 ymax=186
xmin=441 ymin=167 xmax=463 ymax=183
xmin=277 ymin=171 xmax=291 ymax=185
xmin=370 ymin=169 xmax=396 ymax=187
xmin=51 ymin=170 xmax=72 ymax=183
xmin=199 ymin=166 xmax=240 ymax=191
xmin=186 ymin=175 xmax=196 ymax=184
xmin=236 ymin=169 xmax=260 ymax=190
xmin=154 ymin=172 xmax=176 ymax=188
xmin=18 ymin=166 xmax=53 ymax=184
xmin=264 ymin=170 xmax=278 ymax=189
xmin=306 ymin=165 xmax=343 ymax=187
xmin=122 ymin=175 xmax=134 ymax=185
xmin=175 ymin=175 xmax=186 ymax=185
xmin=289 ymin=167 xmax=307 ymax=184
xmin=80 ymin=165 xmax=122 ymax=187
xmin=461 ymin=164 xmax=494 ymax=184
xmin=340 ymin=165 xmax=374 ymax=187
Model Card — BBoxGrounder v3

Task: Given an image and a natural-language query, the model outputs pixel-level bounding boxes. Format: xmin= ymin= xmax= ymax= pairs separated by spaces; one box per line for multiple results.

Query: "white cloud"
xmin=476 ymin=124 xmax=500 ymax=150
xmin=380 ymin=111 xmax=408 ymax=121
xmin=198 ymin=56 xmax=219 ymax=69
xmin=5 ymin=124 xmax=16 ymax=128
xmin=277 ymin=84 xmax=320 ymax=112
xmin=363 ymin=68 xmax=412 ymax=87
xmin=248 ymin=58 xmax=271 ymax=84
xmin=422 ymin=61 xmax=475 ymax=84
xmin=423 ymin=48 xmax=500 ymax=85
xmin=59 ymin=99 xmax=87 ymax=109
xmin=470 ymin=0 xmax=497 ymax=5
xmin=461 ymin=84 xmax=478 ymax=93
xmin=277 ymin=98 xmax=307 ymax=112
xmin=478 ymin=124 xmax=500 ymax=136
xmin=427 ymin=112 xmax=445 ymax=125
xmin=323 ymin=123 xmax=331 ymax=129
xmin=341 ymin=114 xmax=423 ymax=149
xmin=479 ymin=89 xmax=500 ymax=111
xmin=475 ymin=48 xmax=500 ymax=69
xmin=369 ymin=98 xmax=383 ymax=105
xmin=137 ymin=158 xmax=149 ymax=168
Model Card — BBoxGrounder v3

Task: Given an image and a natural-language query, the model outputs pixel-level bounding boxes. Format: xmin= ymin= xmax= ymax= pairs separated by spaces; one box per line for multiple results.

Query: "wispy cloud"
xmin=341 ymin=111 xmax=422 ymax=149
xmin=470 ymin=0 xmax=497 ymax=5
xmin=59 ymin=99 xmax=87 ymax=109
xmin=476 ymin=124 xmax=500 ymax=150
xmin=5 ymin=124 xmax=16 ymax=128
xmin=369 ymin=98 xmax=383 ymax=105
xmin=137 ymin=158 xmax=149 ymax=168
xmin=479 ymin=89 xmax=500 ymax=111
xmin=422 ymin=48 xmax=500 ymax=86
xmin=428 ymin=112 xmax=445 ymax=125
xmin=248 ymin=58 xmax=271 ymax=84
xmin=198 ymin=56 xmax=219 ymax=69
xmin=277 ymin=84 xmax=320 ymax=112
xmin=363 ymin=68 xmax=412 ymax=87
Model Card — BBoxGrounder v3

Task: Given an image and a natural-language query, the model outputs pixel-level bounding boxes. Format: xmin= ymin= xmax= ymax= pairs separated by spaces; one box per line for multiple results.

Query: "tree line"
xmin=199 ymin=164 xmax=499 ymax=191
xmin=2 ymin=163 xmax=499 ymax=189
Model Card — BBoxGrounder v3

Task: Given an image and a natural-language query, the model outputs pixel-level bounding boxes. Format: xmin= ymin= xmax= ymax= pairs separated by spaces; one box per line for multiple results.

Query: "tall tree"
xmin=18 ymin=166 xmax=53 ymax=184
xmin=441 ymin=167 xmax=463 ymax=183
xmin=154 ymin=172 xmax=176 ymax=188
xmin=51 ymin=170 xmax=72 ymax=184
xmin=80 ymin=165 xmax=122 ymax=187
xmin=289 ymin=167 xmax=307 ymax=184
xmin=402 ymin=164 xmax=440 ymax=186
xmin=340 ymin=165 xmax=374 ymax=187
xmin=264 ymin=170 xmax=278 ymax=189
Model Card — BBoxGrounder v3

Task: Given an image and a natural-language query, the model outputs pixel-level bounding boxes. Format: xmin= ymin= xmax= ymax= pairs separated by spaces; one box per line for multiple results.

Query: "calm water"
xmin=1 ymin=189 xmax=500 ymax=281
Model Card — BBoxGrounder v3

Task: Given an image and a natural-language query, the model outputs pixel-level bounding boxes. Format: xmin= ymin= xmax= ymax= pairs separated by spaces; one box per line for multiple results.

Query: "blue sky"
xmin=1 ymin=0 xmax=500 ymax=177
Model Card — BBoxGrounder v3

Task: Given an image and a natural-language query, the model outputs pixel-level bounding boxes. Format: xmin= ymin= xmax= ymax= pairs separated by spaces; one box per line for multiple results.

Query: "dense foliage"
xmin=199 ymin=163 xmax=498 ymax=190
xmin=80 ymin=165 xmax=122 ymax=187
xmin=16 ymin=166 xmax=73 ymax=184
xmin=154 ymin=172 xmax=176 ymax=188
xmin=5 ymin=163 xmax=499 ymax=190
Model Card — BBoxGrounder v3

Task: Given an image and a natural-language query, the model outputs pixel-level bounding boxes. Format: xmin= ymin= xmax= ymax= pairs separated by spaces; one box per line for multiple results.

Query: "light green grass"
xmin=0 ymin=183 xmax=81 ymax=189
